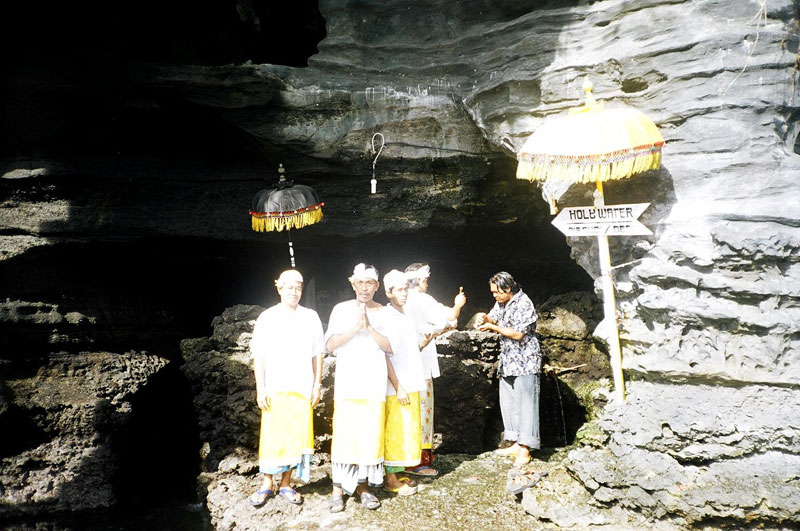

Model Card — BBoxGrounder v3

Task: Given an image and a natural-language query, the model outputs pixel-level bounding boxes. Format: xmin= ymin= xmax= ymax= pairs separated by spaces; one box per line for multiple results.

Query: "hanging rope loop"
xmin=370 ymin=133 xmax=385 ymax=194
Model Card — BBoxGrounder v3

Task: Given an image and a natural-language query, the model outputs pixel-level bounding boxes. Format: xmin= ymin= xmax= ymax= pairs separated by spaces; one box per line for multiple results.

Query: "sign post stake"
xmin=594 ymin=182 xmax=626 ymax=401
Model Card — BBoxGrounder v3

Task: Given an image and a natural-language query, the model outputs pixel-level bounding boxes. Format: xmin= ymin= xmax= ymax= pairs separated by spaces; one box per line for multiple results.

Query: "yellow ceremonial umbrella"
xmin=515 ymin=78 xmax=665 ymax=401
xmin=517 ymin=78 xmax=664 ymax=189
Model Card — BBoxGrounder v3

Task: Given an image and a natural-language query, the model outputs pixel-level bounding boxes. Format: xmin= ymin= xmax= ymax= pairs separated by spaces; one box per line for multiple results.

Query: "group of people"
xmin=248 ymin=263 xmax=542 ymax=512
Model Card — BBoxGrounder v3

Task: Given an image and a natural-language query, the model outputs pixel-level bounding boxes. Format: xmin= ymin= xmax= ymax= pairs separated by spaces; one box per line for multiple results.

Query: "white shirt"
xmin=250 ymin=304 xmax=324 ymax=399
xmin=325 ymin=301 xmax=389 ymax=402
xmin=384 ymin=304 xmax=427 ymax=396
xmin=405 ymin=289 xmax=454 ymax=379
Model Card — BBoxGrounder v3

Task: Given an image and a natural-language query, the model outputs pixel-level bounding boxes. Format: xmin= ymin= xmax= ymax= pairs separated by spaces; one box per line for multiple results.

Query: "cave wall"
xmin=1 ymin=0 xmax=800 ymax=527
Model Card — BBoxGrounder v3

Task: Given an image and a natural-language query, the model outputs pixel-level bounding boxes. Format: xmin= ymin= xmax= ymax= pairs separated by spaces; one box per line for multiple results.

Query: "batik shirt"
xmin=487 ymin=289 xmax=541 ymax=377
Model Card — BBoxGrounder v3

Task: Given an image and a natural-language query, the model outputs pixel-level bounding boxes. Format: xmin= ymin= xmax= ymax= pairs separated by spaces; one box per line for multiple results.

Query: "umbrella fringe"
xmin=251 ymin=209 xmax=324 ymax=232
xmin=516 ymin=151 xmax=662 ymax=184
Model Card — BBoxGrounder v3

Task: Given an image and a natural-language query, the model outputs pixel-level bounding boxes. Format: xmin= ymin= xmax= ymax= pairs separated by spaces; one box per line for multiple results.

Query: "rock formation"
xmin=1 ymin=0 xmax=799 ymax=528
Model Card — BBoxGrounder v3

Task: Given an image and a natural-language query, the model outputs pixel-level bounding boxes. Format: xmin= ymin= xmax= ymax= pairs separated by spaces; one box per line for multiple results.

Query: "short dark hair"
xmin=489 ymin=271 xmax=520 ymax=294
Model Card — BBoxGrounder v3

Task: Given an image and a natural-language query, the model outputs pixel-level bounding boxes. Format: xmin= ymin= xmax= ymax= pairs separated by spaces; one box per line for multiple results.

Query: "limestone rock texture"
xmin=159 ymin=1 xmax=800 ymax=524
xmin=1 ymin=0 xmax=800 ymax=527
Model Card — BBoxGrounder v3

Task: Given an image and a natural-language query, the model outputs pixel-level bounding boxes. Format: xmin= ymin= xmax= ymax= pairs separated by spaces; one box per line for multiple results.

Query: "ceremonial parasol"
xmin=250 ymin=164 xmax=324 ymax=267
xmin=516 ymin=78 xmax=665 ymax=401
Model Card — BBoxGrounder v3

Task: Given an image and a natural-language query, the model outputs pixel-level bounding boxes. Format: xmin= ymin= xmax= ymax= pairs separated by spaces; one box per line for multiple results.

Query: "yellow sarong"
xmin=384 ymin=392 xmax=422 ymax=467
xmin=258 ymin=392 xmax=314 ymax=470
xmin=331 ymin=399 xmax=385 ymax=466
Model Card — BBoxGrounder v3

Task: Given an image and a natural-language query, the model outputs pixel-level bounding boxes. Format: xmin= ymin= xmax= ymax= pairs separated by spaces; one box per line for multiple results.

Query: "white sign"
xmin=552 ymin=203 xmax=652 ymax=237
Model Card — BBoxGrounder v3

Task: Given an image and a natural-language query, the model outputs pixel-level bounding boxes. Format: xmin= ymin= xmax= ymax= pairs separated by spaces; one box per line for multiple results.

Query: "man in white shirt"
xmin=325 ymin=263 xmax=392 ymax=512
xmin=249 ymin=269 xmax=324 ymax=507
xmin=403 ymin=262 xmax=467 ymax=476
xmin=382 ymin=269 xmax=427 ymax=496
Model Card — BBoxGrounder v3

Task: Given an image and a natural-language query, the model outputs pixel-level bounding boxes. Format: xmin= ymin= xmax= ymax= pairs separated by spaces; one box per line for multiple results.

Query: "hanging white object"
xmin=370 ymin=132 xmax=385 ymax=194
xmin=541 ymin=176 xmax=571 ymax=214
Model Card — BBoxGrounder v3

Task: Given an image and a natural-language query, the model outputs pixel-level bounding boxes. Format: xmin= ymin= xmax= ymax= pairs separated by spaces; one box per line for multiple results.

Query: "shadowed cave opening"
xmin=0 ymin=1 xmax=604 ymax=523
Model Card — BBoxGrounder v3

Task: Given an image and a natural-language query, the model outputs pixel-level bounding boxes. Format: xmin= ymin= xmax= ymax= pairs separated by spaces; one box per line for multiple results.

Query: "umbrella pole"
xmin=287 ymin=229 xmax=296 ymax=268
xmin=594 ymin=182 xmax=626 ymax=401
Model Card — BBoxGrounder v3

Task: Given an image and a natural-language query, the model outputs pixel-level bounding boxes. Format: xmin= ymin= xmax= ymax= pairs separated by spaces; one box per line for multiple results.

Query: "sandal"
xmin=278 ymin=486 xmax=303 ymax=505
xmin=404 ymin=465 xmax=438 ymax=477
xmin=249 ymin=488 xmax=273 ymax=507
xmin=398 ymin=476 xmax=418 ymax=488
xmin=359 ymin=490 xmax=381 ymax=510
xmin=328 ymin=494 xmax=345 ymax=513
xmin=382 ymin=482 xmax=417 ymax=496
xmin=506 ymin=471 xmax=545 ymax=495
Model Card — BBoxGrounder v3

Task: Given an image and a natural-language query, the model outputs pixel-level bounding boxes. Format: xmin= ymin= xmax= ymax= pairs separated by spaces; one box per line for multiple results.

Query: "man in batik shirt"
xmin=475 ymin=271 xmax=541 ymax=467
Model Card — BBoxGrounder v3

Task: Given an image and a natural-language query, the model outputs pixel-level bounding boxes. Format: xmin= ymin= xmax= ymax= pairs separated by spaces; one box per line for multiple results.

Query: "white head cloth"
xmin=383 ymin=269 xmax=407 ymax=293
xmin=275 ymin=269 xmax=303 ymax=287
xmin=349 ymin=263 xmax=379 ymax=282
xmin=405 ymin=264 xmax=430 ymax=281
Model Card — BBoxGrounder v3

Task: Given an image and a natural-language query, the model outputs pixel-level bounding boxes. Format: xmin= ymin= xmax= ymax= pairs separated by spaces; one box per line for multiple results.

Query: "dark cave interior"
xmin=0 ymin=0 xmax=597 ymax=523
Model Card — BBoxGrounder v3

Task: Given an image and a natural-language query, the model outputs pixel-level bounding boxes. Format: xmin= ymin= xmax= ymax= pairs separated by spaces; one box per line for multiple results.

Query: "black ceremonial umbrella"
xmin=250 ymin=164 xmax=324 ymax=267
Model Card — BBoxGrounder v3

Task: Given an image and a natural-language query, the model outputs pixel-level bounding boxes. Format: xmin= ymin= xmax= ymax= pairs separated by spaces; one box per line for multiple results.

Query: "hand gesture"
xmin=474 ymin=312 xmax=489 ymax=329
xmin=311 ymin=385 xmax=321 ymax=408
xmin=356 ymin=303 xmax=368 ymax=331
xmin=396 ymin=385 xmax=410 ymax=405
xmin=257 ymin=392 xmax=270 ymax=411
xmin=454 ymin=286 xmax=467 ymax=309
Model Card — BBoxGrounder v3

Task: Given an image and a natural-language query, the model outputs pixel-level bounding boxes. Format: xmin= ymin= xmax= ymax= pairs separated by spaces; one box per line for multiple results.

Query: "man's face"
xmin=388 ymin=285 xmax=408 ymax=308
xmin=417 ymin=276 xmax=429 ymax=293
xmin=490 ymin=282 xmax=513 ymax=304
xmin=278 ymin=281 xmax=303 ymax=309
xmin=351 ymin=278 xmax=379 ymax=303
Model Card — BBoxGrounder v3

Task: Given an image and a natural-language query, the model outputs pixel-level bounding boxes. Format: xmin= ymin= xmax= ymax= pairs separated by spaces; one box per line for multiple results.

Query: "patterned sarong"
xmin=384 ymin=391 xmax=422 ymax=467
xmin=258 ymin=392 xmax=314 ymax=479
xmin=420 ymin=378 xmax=434 ymax=450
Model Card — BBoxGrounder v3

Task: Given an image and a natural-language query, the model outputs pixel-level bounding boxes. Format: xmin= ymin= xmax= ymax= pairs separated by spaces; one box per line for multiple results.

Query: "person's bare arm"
xmin=448 ymin=287 xmax=467 ymax=323
xmin=477 ymin=320 xmax=524 ymax=341
xmin=386 ymin=355 xmax=408 ymax=404
xmin=364 ymin=307 xmax=392 ymax=353
xmin=254 ymin=355 xmax=270 ymax=410
xmin=311 ymin=353 xmax=323 ymax=407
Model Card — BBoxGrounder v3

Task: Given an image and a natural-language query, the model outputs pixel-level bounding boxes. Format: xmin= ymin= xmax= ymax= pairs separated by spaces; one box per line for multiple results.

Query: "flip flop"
xmin=359 ymin=490 xmax=381 ymax=510
xmin=382 ymin=482 xmax=417 ymax=496
xmin=398 ymin=476 xmax=418 ymax=488
xmin=278 ymin=487 xmax=303 ymax=505
xmin=507 ymin=471 xmax=544 ymax=495
xmin=249 ymin=488 xmax=273 ymax=507
xmin=328 ymin=494 xmax=345 ymax=513
xmin=404 ymin=465 xmax=438 ymax=477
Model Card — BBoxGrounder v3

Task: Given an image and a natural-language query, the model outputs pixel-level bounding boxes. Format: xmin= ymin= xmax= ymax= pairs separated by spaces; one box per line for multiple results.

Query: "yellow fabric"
xmin=384 ymin=392 xmax=422 ymax=467
xmin=516 ymin=105 xmax=664 ymax=184
xmin=258 ymin=392 xmax=314 ymax=469
xmin=331 ymin=399 xmax=385 ymax=466
xmin=251 ymin=208 xmax=323 ymax=232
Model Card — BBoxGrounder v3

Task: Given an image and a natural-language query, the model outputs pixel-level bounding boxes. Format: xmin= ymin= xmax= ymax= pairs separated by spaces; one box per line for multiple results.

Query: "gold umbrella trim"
xmin=517 ymin=142 xmax=663 ymax=184
xmin=250 ymin=203 xmax=324 ymax=232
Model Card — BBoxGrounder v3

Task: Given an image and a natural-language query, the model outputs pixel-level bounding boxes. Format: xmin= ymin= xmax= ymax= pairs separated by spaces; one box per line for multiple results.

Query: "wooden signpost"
xmin=551 ymin=203 xmax=652 ymax=237
xmin=551 ymin=200 xmax=652 ymax=402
